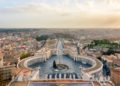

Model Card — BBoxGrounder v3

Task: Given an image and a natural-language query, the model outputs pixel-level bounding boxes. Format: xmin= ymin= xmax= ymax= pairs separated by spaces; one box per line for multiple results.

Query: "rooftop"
xmin=102 ymin=55 xmax=117 ymax=61
xmin=10 ymin=80 xmax=101 ymax=86
xmin=114 ymin=59 xmax=120 ymax=66
xmin=113 ymin=67 xmax=120 ymax=72
xmin=10 ymin=80 xmax=113 ymax=86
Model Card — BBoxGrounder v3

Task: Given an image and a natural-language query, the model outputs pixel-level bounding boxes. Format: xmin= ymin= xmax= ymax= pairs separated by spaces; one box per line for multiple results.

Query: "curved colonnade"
xmin=19 ymin=48 xmax=103 ymax=80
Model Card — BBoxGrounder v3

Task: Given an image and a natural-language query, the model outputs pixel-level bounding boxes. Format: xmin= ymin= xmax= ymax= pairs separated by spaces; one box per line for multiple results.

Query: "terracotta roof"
xmin=102 ymin=55 xmax=117 ymax=61
xmin=114 ymin=59 xmax=120 ymax=66
xmin=115 ymin=53 xmax=120 ymax=59
xmin=114 ymin=67 xmax=120 ymax=72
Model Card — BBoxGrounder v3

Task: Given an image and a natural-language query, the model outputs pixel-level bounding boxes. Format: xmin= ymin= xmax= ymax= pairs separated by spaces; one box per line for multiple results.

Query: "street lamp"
xmin=79 ymin=65 xmax=83 ymax=79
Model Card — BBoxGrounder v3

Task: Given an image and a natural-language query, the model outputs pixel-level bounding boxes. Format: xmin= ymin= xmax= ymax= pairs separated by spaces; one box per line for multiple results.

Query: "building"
xmin=113 ymin=59 xmax=120 ymax=67
xmin=102 ymin=55 xmax=117 ymax=65
xmin=111 ymin=67 xmax=120 ymax=86
xmin=0 ymin=65 xmax=15 ymax=81
xmin=115 ymin=53 xmax=120 ymax=59
xmin=0 ymin=51 xmax=3 ymax=67
xmin=10 ymin=80 xmax=113 ymax=86
xmin=109 ymin=53 xmax=120 ymax=86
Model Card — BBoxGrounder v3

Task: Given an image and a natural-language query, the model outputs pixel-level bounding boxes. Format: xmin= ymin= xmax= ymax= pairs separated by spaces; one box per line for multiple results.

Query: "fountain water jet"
xmin=57 ymin=40 xmax=63 ymax=64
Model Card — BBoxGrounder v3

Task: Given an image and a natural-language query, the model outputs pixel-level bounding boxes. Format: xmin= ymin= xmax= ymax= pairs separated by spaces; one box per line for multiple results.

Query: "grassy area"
xmin=84 ymin=39 xmax=120 ymax=49
xmin=84 ymin=39 xmax=120 ymax=55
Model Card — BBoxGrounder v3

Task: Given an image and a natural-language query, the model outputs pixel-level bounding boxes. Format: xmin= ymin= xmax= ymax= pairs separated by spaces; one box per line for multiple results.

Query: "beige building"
xmin=111 ymin=67 xmax=120 ymax=86
xmin=0 ymin=65 xmax=15 ymax=81
xmin=0 ymin=51 xmax=3 ymax=67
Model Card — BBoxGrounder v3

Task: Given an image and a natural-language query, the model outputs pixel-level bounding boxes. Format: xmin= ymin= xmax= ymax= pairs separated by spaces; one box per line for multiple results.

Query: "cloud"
xmin=1 ymin=0 xmax=120 ymax=14
xmin=0 ymin=0 xmax=120 ymax=28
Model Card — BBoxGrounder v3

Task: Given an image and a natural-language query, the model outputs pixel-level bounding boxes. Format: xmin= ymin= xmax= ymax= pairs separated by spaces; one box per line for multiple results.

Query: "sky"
xmin=0 ymin=0 xmax=120 ymax=28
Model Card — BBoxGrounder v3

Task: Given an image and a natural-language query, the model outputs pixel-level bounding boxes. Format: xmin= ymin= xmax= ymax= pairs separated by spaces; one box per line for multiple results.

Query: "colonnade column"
xmin=69 ymin=74 xmax=72 ymax=80
xmin=59 ymin=74 xmax=61 ymax=80
xmin=55 ymin=74 xmax=57 ymax=80
xmin=73 ymin=74 xmax=75 ymax=80
xmin=64 ymin=74 xmax=66 ymax=80
xmin=50 ymin=75 xmax=52 ymax=80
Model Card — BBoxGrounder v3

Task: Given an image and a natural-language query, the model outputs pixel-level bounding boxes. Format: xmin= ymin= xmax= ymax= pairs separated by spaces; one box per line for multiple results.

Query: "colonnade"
xmin=22 ymin=48 xmax=103 ymax=81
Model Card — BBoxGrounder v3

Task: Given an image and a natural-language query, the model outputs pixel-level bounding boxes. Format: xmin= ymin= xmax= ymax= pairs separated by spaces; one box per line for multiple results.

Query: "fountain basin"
xmin=53 ymin=64 xmax=69 ymax=72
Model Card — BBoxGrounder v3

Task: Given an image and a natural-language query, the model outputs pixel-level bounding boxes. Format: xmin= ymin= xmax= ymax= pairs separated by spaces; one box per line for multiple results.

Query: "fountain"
xmin=53 ymin=40 xmax=69 ymax=71
xmin=57 ymin=39 xmax=63 ymax=64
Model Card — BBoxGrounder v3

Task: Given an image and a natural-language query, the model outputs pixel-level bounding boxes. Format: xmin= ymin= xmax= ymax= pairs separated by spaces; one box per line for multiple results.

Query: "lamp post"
xmin=79 ymin=65 xmax=83 ymax=79
xmin=38 ymin=67 xmax=41 ymax=79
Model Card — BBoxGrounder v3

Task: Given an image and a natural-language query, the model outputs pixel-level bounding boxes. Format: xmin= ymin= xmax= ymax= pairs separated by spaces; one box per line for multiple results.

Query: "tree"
xmin=36 ymin=35 xmax=49 ymax=41
xmin=53 ymin=60 xmax=57 ymax=69
xmin=20 ymin=53 xmax=31 ymax=60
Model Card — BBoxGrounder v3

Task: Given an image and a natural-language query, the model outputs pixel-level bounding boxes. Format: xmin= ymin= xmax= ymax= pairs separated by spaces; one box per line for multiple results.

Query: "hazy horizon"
xmin=1 ymin=28 xmax=120 ymax=30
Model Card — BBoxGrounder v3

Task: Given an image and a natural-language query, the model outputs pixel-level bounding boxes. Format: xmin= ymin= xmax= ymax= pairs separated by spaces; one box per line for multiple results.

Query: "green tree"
xmin=20 ymin=53 xmax=31 ymax=60
xmin=36 ymin=35 xmax=49 ymax=41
